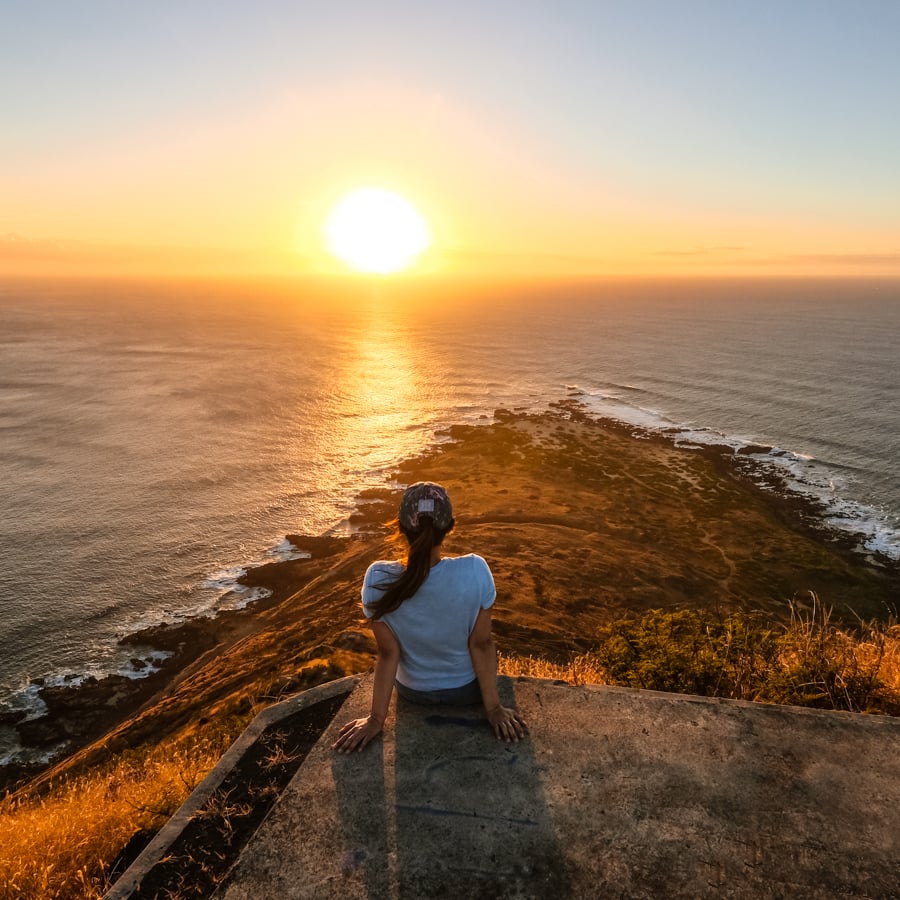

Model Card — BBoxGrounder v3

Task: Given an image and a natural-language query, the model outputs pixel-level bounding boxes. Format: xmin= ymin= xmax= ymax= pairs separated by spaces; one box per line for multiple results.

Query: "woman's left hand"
xmin=332 ymin=715 xmax=384 ymax=753
xmin=486 ymin=705 xmax=528 ymax=742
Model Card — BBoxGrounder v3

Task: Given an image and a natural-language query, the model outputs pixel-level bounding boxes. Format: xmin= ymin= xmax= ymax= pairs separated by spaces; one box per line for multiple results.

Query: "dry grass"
xmin=0 ymin=721 xmax=246 ymax=900
xmin=768 ymin=599 xmax=900 ymax=712
xmin=498 ymin=651 xmax=607 ymax=685
xmin=868 ymin=622 xmax=900 ymax=695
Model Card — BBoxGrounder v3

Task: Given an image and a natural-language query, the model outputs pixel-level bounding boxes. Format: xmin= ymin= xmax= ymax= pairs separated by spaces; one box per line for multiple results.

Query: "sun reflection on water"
xmin=327 ymin=307 xmax=435 ymax=486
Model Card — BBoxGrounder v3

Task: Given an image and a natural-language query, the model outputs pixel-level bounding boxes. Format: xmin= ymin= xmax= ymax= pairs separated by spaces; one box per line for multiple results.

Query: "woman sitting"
xmin=333 ymin=481 xmax=528 ymax=753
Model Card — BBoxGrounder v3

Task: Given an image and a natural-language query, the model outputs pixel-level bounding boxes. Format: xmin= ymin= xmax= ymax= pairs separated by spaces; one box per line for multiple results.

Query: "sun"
xmin=323 ymin=188 xmax=431 ymax=274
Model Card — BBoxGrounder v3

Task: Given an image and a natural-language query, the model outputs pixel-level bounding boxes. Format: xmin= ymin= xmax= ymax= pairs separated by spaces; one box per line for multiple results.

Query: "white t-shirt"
xmin=361 ymin=554 xmax=496 ymax=691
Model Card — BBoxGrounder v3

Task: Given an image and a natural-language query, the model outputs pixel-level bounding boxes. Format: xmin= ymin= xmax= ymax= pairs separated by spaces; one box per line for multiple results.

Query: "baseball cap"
xmin=398 ymin=482 xmax=453 ymax=531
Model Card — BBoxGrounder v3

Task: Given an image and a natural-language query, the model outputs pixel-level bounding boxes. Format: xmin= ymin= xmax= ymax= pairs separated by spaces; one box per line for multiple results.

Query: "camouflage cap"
xmin=398 ymin=481 xmax=454 ymax=531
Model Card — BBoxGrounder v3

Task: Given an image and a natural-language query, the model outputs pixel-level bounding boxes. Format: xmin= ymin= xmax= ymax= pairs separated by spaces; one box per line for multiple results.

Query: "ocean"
xmin=1 ymin=277 xmax=898 ymax=761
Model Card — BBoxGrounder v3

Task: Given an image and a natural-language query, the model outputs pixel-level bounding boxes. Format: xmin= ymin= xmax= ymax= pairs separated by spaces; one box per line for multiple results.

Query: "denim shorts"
xmin=395 ymin=677 xmax=482 ymax=706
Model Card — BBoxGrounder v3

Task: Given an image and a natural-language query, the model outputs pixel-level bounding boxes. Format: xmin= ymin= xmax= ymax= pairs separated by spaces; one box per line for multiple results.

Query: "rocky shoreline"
xmin=4 ymin=401 xmax=898 ymax=794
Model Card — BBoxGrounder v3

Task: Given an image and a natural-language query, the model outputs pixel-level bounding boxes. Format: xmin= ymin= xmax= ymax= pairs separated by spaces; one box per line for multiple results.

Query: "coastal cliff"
xmin=3 ymin=401 xmax=898 ymax=897
xmin=8 ymin=400 xmax=899 ymax=791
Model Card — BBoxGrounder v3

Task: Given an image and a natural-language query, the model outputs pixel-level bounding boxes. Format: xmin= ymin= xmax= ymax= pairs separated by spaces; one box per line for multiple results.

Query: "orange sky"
xmin=3 ymin=5 xmax=899 ymax=281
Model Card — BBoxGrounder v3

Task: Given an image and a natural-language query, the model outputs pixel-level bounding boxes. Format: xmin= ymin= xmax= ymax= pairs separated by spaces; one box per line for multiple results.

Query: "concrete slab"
xmin=218 ymin=675 xmax=900 ymax=899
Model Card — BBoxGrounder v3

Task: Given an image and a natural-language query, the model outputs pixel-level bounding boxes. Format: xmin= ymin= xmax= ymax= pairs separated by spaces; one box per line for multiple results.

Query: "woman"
xmin=333 ymin=481 xmax=528 ymax=753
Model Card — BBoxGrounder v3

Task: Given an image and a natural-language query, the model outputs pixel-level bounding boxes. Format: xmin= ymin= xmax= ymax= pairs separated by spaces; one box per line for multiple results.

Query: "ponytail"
xmin=369 ymin=517 xmax=451 ymax=619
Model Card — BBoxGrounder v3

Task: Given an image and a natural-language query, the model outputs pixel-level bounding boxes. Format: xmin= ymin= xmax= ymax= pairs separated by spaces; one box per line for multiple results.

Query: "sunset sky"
xmin=3 ymin=1 xmax=900 ymax=279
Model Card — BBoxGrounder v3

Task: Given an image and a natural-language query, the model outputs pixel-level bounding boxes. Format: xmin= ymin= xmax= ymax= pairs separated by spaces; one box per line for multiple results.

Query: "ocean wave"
xmin=202 ymin=564 xmax=249 ymax=591
xmin=1 ymin=648 xmax=176 ymax=725
xmin=573 ymin=386 xmax=900 ymax=562
xmin=0 ymin=736 xmax=64 ymax=769
xmin=594 ymin=380 xmax=648 ymax=395
xmin=194 ymin=559 xmax=279 ymax=613
xmin=0 ymin=648 xmax=175 ymax=766
xmin=213 ymin=586 xmax=274 ymax=612
xmin=573 ymin=386 xmax=679 ymax=434
xmin=84 ymin=539 xmax=300 ymax=637
xmin=268 ymin=537 xmax=312 ymax=562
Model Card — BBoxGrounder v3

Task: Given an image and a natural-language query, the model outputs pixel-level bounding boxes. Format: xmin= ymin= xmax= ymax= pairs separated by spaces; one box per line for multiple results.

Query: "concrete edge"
xmin=512 ymin=676 xmax=900 ymax=729
xmin=104 ymin=674 xmax=362 ymax=899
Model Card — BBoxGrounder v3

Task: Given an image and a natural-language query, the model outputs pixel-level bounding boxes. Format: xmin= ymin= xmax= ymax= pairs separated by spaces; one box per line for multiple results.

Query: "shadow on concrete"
xmin=331 ymin=736 xmax=392 ymax=898
xmin=331 ymin=677 xmax=574 ymax=899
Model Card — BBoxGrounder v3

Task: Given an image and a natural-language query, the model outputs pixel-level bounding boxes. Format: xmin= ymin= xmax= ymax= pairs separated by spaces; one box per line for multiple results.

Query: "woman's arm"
xmin=468 ymin=607 xmax=528 ymax=742
xmin=332 ymin=621 xmax=400 ymax=753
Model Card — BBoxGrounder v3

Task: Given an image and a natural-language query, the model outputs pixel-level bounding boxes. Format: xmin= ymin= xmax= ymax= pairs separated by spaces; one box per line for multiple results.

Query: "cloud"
xmin=0 ymin=233 xmax=72 ymax=260
xmin=652 ymin=246 xmax=746 ymax=257
xmin=779 ymin=252 xmax=900 ymax=267
xmin=446 ymin=248 xmax=607 ymax=266
xmin=0 ymin=232 xmax=292 ymax=277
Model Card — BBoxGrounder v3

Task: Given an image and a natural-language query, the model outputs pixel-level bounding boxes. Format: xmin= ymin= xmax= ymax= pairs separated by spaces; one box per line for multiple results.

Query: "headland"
xmin=4 ymin=398 xmax=897 ymax=796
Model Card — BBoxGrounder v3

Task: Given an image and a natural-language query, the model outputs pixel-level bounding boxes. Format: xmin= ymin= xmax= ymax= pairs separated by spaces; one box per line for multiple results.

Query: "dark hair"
xmin=368 ymin=516 xmax=453 ymax=619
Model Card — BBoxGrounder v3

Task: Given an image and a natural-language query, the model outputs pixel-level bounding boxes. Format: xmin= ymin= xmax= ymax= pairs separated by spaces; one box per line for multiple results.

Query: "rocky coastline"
xmin=4 ymin=401 xmax=898 ymax=794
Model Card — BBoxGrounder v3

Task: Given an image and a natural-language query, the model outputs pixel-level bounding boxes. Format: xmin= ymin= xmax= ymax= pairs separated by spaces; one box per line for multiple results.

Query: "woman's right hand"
xmin=332 ymin=715 xmax=384 ymax=753
xmin=486 ymin=705 xmax=528 ymax=742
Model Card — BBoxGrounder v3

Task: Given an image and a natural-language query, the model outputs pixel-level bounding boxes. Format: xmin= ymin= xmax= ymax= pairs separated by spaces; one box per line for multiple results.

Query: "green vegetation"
xmin=504 ymin=598 xmax=900 ymax=716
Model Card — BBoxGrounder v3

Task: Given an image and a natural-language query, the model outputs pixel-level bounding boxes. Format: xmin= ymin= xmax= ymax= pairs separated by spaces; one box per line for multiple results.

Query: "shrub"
xmin=591 ymin=601 xmax=900 ymax=716
xmin=594 ymin=608 xmax=742 ymax=696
